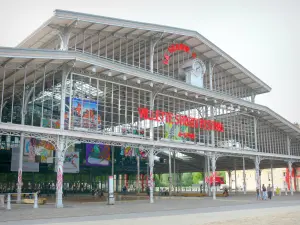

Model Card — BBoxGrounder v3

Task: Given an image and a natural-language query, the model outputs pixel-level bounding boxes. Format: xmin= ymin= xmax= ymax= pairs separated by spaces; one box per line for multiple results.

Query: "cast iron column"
xmin=149 ymin=148 xmax=154 ymax=203
xmin=234 ymin=165 xmax=237 ymax=194
xmin=288 ymin=161 xmax=294 ymax=196
xmin=207 ymin=155 xmax=211 ymax=196
xmin=243 ymin=157 xmax=246 ymax=194
xmin=17 ymin=113 xmax=25 ymax=203
xmin=56 ymin=65 xmax=68 ymax=208
xmin=168 ymin=149 xmax=173 ymax=195
xmin=173 ymin=151 xmax=176 ymax=193
xmin=137 ymin=156 xmax=140 ymax=193
xmin=228 ymin=170 xmax=232 ymax=192
xmin=211 ymin=154 xmax=216 ymax=200
xmin=255 ymin=156 xmax=261 ymax=195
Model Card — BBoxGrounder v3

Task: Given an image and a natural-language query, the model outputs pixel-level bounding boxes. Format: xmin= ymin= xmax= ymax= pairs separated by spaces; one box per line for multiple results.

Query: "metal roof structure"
xmin=17 ymin=9 xmax=271 ymax=96
xmin=0 ymin=47 xmax=299 ymax=142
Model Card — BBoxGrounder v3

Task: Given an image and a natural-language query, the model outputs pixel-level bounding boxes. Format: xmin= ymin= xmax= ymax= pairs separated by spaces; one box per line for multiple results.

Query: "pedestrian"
xmin=267 ymin=184 xmax=272 ymax=200
xmin=122 ymin=185 xmax=127 ymax=195
xmin=262 ymin=184 xmax=267 ymax=200
xmin=276 ymin=186 xmax=280 ymax=196
xmin=256 ymin=187 xmax=260 ymax=200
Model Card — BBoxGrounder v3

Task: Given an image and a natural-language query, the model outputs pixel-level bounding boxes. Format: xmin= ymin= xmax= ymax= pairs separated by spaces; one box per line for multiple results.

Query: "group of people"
xmin=159 ymin=188 xmax=170 ymax=196
xmin=92 ymin=188 xmax=104 ymax=198
xmin=256 ymin=184 xmax=273 ymax=200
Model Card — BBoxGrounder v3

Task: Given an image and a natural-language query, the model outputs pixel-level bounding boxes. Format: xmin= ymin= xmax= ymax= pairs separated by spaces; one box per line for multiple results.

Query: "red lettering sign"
xmin=137 ymin=107 xmax=224 ymax=132
xmin=163 ymin=43 xmax=197 ymax=65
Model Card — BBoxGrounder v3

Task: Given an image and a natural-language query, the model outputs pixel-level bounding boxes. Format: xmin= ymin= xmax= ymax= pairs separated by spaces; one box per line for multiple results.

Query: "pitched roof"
xmin=17 ymin=9 xmax=271 ymax=96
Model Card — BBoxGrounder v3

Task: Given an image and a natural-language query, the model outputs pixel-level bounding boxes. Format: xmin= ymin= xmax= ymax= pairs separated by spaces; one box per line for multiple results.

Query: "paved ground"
xmin=1 ymin=193 xmax=300 ymax=225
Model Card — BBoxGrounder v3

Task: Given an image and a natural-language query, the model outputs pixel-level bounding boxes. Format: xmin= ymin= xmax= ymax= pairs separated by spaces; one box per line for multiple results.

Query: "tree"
xmin=182 ymin=173 xmax=193 ymax=186
xmin=192 ymin=172 xmax=203 ymax=184
xmin=154 ymin=174 xmax=161 ymax=186
xmin=154 ymin=174 xmax=169 ymax=187
xmin=217 ymin=171 xmax=226 ymax=183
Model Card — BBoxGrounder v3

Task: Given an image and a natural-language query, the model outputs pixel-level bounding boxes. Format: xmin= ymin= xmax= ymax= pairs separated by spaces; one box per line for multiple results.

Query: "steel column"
xmin=287 ymin=136 xmax=291 ymax=155
xmin=56 ymin=136 xmax=65 ymax=208
xmin=234 ymin=163 xmax=237 ymax=194
xmin=271 ymin=161 xmax=274 ymax=197
xmin=150 ymin=40 xmax=154 ymax=73
xmin=111 ymin=146 xmax=115 ymax=176
xmin=288 ymin=161 xmax=294 ymax=196
xmin=243 ymin=157 xmax=246 ymax=194
xmin=149 ymin=148 xmax=154 ymax=203
xmin=228 ymin=170 xmax=232 ymax=192
xmin=207 ymin=155 xmax=211 ymax=196
xmin=203 ymin=161 xmax=206 ymax=194
xmin=149 ymin=35 xmax=162 ymax=73
xmin=17 ymin=67 xmax=29 ymax=203
xmin=56 ymin=64 xmax=69 ymax=208
xmin=17 ymin=114 xmax=25 ymax=203
xmin=137 ymin=156 xmax=140 ymax=193
xmin=169 ymin=149 xmax=173 ymax=195
xmin=173 ymin=151 xmax=176 ymax=193
xmin=255 ymin=156 xmax=261 ymax=192
xmin=251 ymin=93 xmax=255 ymax=103
xmin=211 ymin=154 xmax=216 ymax=200
xmin=58 ymin=27 xmax=72 ymax=51
xmin=208 ymin=61 xmax=215 ymax=147
xmin=254 ymin=118 xmax=258 ymax=152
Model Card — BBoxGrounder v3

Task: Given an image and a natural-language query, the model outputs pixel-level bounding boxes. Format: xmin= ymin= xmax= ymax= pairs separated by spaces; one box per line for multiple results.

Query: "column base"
xmin=56 ymin=195 xmax=64 ymax=208
xmin=108 ymin=197 xmax=115 ymax=205
xmin=16 ymin=187 xmax=22 ymax=204
xmin=56 ymin=203 xmax=64 ymax=208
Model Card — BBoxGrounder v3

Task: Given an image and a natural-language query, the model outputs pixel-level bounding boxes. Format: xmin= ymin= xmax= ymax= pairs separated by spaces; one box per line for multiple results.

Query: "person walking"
xmin=146 ymin=186 xmax=150 ymax=198
xmin=262 ymin=184 xmax=267 ymax=200
xmin=267 ymin=184 xmax=272 ymax=200
xmin=256 ymin=187 xmax=261 ymax=200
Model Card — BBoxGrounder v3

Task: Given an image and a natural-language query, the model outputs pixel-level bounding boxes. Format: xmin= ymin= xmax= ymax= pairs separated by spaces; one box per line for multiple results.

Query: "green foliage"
xmin=155 ymin=174 xmax=169 ymax=187
xmin=192 ymin=172 xmax=203 ymax=184
xmin=182 ymin=173 xmax=193 ymax=186
xmin=217 ymin=171 xmax=226 ymax=183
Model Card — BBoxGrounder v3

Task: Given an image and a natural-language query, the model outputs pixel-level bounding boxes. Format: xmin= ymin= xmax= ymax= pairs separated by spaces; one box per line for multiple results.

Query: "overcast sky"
xmin=0 ymin=0 xmax=299 ymax=123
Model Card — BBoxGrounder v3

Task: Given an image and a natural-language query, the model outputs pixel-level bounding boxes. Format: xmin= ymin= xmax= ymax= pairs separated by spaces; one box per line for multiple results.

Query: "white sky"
xmin=0 ymin=0 xmax=299 ymax=123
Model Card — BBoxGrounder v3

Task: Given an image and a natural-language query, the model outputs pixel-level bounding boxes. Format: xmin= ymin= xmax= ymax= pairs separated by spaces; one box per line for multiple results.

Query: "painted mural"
xmin=120 ymin=146 xmax=147 ymax=159
xmin=24 ymin=138 xmax=54 ymax=163
xmin=67 ymin=97 xmax=101 ymax=130
xmin=86 ymin=144 xmax=110 ymax=166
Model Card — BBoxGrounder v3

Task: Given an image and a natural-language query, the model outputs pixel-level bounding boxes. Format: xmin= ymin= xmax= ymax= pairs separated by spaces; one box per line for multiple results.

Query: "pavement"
xmin=1 ymin=193 xmax=300 ymax=225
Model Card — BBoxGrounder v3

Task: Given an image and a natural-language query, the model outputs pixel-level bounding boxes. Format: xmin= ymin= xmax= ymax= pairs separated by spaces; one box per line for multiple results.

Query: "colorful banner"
xmin=55 ymin=151 xmax=80 ymax=173
xmin=42 ymin=97 xmax=101 ymax=130
xmin=86 ymin=144 xmax=110 ymax=166
xmin=24 ymin=138 xmax=54 ymax=163
xmin=120 ymin=146 xmax=147 ymax=158
xmin=64 ymin=151 xmax=79 ymax=173
xmin=67 ymin=97 xmax=101 ymax=130
xmin=10 ymin=147 xmax=39 ymax=172
xmin=164 ymin=123 xmax=188 ymax=140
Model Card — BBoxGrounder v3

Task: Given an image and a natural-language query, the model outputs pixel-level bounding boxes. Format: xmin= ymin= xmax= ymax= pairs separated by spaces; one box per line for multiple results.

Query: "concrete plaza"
xmin=1 ymin=194 xmax=300 ymax=225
